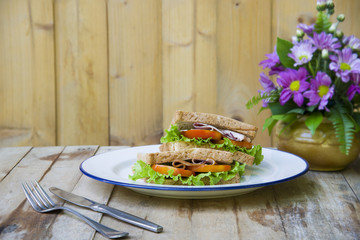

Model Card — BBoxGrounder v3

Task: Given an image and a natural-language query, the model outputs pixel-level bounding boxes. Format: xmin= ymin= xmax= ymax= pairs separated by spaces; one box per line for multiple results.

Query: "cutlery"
xmin=22 ymin=181 xmax=128 ymax=239
xmin=49 ymin=187 xmax=163 ymax=233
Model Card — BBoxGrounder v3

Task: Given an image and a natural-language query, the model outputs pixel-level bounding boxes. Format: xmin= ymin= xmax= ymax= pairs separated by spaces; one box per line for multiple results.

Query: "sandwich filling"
xmin=160 ymin=123 xmax=263 ymax=165
xmin=129 ymin=159 xmax=245 ymax=186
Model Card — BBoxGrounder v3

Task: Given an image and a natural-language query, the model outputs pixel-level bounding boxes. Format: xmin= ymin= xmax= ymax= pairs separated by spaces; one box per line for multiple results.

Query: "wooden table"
xmin=0 ymin=146 xmax=359 ymax=240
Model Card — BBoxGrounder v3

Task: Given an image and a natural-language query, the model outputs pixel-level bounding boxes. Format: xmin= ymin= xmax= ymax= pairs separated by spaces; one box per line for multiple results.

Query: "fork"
xmin=22 ymin=180 xmax=129 ymax=239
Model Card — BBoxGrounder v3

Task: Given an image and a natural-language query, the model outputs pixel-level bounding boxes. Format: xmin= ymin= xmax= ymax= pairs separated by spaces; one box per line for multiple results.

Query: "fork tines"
xmin=22 ymin=180 xmax=55 ymax=211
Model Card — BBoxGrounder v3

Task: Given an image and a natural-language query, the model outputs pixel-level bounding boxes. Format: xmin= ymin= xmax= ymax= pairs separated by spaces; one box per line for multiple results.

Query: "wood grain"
xmin=1 ymin=0 xmax=360 ymax=148
xmin=0 ymin=147 xmax=359 ymax=239
xmin=194 ymin=0 xmax=218 ymax=114
xmin=162 ymin=0 xmax=195 ymax=129
xmin=341 ymin=158 xmax=360 ymax=201
xmin=0 ymin=147 xmax=31 ymax=181
xmin=272 ymin=0 xmax=316 ymax=43
xmin=55 ymin=0 xmax=108 ymax=145
xmin=272 ymin=0 xmax=360 ymax=44
xmin=46 ymin=146 xmax=122 ymax=240
xmin=0 ymin=0 xmax=56 ymax=146
xmin=0 ymin=146 xmax=64 ymax=240
xmin=273 ymin=171 xmax=360 ymax=239
xmin=234 ymin=187 xmax=286 ymax=239
xmin=216 ymin=0 xmax=272 ymax=147
xmin=108 ymin=0 xmax=163 ymax=146
xmin=331 ymin=0 xmax=360 ymax=37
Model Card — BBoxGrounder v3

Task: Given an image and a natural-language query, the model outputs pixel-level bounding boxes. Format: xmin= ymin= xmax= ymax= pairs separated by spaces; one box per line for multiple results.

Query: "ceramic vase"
xmin=274 ymin=118 xmax=360 ymax=171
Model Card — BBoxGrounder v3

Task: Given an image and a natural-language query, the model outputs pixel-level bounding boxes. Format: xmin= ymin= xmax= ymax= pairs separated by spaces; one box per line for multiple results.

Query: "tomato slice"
xmin=182 ymin=129 xmax=222 ymax=140
xmin=212 ymin=139 xmax=253 ymax=149
xmin=152 ymin=165 xmax=194 ymax=177
xmin=187 ymin=164 xmax=231 ymax=172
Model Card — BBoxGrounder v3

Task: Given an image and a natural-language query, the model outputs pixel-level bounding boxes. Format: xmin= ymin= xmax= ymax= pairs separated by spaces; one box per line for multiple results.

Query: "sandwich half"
xmin=130 ymin=148 xmax=247 ymax=185
xmin=160 ymin=110 xmax=263 ymax=165
xmin=129 ymin=110 xmax=263 ymax=186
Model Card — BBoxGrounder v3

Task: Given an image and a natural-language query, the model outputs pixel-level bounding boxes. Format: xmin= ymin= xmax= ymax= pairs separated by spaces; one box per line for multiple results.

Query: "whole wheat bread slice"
xmin=170 ymin=110 xmax=258 ymax=140
xmin=138 ymin=147 xmax=254 ymax=166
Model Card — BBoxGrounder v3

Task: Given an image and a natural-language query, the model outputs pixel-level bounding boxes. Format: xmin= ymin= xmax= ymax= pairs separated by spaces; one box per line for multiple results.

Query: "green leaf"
xmin=352 ymin=112 xmax=360 ymax=129
xmin=271 ymin=114 xmax=286 ymax=120
xmin=305 ymin=112 xmax=323 ymax=135
xmin=160 ymin=124 xmax=182 ymax=143
xmin=342 ymin=97 xmax=354 ymax=113
xmin=268 ymin=101 xmax=298 ymax=115
xmin=327 ymin=104 xmax=356 ymax=155
xmin=276 ymin=37 xmax=296 ymax=68
xmin=279 ymin=116 xmax=299 ymax=135
xmin=263 ymin=116 xmax=278 ymax=135
xmin=161 ymin=124 xmax=264 ymax=164
xmin=257 ymin=106 xmax=267 ymax=115
xmin=306 ymin=105 xmax=317 ymax=113
xmin=282 ymin=113 xmax=298 ymax=123
xmin=287 ymin=108 xmax=306 ymax=115
xmin=129 ymin=160 xmax=246 ymax=186
xmin=245 ymin=145 xmax=264 ymax=165
xmin=314 ymin=12 xmax=332 ymax=33
xmin=246 ymin=93 xmax=265 ymax=109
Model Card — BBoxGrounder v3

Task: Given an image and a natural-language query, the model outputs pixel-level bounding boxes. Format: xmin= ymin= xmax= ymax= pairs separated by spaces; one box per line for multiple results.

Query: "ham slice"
xmin=172 ymin=159 xmax=215 ymax=169
xmin=193 ymin=123 xmax=246 ymax=142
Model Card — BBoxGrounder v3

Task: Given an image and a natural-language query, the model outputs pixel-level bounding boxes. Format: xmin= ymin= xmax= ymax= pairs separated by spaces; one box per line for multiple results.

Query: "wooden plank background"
xmin=1 ymin=0 xmax=359 ymax=147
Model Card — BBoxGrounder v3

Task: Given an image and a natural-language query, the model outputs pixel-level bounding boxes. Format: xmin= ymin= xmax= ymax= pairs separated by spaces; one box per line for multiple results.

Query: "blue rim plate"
xmin=80 ymin=145 xmax=309 ymax=199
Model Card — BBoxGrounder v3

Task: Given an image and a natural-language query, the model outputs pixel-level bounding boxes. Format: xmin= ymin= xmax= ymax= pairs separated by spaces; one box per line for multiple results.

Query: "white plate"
xmin=80 ymin=145 xmax=309 ymax=199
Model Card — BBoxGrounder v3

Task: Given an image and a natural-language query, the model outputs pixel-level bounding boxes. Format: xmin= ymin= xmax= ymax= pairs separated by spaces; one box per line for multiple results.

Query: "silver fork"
xmin=22 ymin=180 xmax=129 ymax=239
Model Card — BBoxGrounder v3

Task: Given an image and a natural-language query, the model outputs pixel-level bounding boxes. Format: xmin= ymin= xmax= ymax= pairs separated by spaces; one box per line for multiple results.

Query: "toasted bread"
xmin=138 ymin=146 xmax=254 ymax=166
xmin=170 ymin=110 xmax=258 ymax=140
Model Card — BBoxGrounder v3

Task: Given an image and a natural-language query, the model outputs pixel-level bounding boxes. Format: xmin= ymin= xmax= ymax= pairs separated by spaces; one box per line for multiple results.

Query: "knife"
xmin=49 ymin=187 xmax=163 ymax=233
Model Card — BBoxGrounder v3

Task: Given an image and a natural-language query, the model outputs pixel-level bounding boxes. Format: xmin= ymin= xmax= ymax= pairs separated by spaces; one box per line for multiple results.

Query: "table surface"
xmin=0 ymin=146 xmax=359 ymax=240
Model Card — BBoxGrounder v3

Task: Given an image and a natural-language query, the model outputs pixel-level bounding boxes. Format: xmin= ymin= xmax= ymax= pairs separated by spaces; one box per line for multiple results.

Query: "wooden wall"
xmin=0 ymin=0 xmax=359 ymax=147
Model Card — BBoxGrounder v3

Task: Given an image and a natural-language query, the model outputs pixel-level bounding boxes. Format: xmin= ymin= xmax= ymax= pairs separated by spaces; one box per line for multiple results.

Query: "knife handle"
xmin=94 ymin=204 xmax=163 ymax=233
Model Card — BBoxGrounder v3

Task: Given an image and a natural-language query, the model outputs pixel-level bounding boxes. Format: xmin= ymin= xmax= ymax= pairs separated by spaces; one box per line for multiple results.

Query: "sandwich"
xmin=160 ymin=110 xmax=262 ymax=164
xmin=129 ymin=110 xmax=263 ymax=186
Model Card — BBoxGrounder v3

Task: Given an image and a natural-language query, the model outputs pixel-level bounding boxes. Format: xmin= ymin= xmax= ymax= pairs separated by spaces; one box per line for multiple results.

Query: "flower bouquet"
xmin=247 ymin=0 xmax=360 ymax=155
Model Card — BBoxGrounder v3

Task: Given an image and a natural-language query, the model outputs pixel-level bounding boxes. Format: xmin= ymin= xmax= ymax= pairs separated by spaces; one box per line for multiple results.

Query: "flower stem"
xmin=323 ymin=60 xmax=327 ymax=72
xmin=315 ymin=53 xmax=321 ymax=72
xmin=308 ymin=62 xmax=315 ymax=77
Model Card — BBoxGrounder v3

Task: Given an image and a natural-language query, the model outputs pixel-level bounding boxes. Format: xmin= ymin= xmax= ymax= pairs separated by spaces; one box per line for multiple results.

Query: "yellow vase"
xmin=274 ymin=118 xmax=360 ymax=171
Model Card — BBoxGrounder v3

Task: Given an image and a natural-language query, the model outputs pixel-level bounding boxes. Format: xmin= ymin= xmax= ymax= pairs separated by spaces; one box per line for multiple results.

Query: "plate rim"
xmin=79 ymin=145 xmax=309 ymax=192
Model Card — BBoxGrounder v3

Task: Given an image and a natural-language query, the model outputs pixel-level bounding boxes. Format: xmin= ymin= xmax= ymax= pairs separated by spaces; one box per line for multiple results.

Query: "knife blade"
xmin=49 ymin=187 xmax=163 ymax=233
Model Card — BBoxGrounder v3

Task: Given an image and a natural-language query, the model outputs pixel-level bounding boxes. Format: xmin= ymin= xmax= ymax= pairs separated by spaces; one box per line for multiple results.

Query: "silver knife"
xmin=49 ymin=187 xmax=163 ymax=233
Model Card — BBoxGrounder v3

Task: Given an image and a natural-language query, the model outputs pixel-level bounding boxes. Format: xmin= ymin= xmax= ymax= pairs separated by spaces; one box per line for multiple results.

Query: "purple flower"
xmin=288 ymin=41 xmax=317 ymax=67
xmin=277 ymin=67 xmax=310 ymax=107
xmin=347 ymin=73 xmax=360 ymax=100
xmin=259 ymin=73 xmax=276 ymax=93
xmin=258 ymin=73 xmax=276 ymax=107
xmin=343 ymin=35 xmax=360 ymax=51
xmin=304 ymin=72 xmax=334 ymax=111
xmin=259 ymin=46 xmax=280 ymax=69
xmin=310 ymin=32 xmax=341 ymax=51
xmin=329 ymin=48 xmax=360 ymax=82
xmin=297 ymin=23 xmax=315 ymax=35
xmin=269 ymin=66 xmax=285 ymax=76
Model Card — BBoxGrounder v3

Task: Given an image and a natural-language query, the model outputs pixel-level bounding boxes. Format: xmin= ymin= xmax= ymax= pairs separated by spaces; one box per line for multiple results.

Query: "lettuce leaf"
xmin=129 ymin=160 xmax=246 ymax=186
xmin=161 ymin=124 xmax=264 ymax=165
